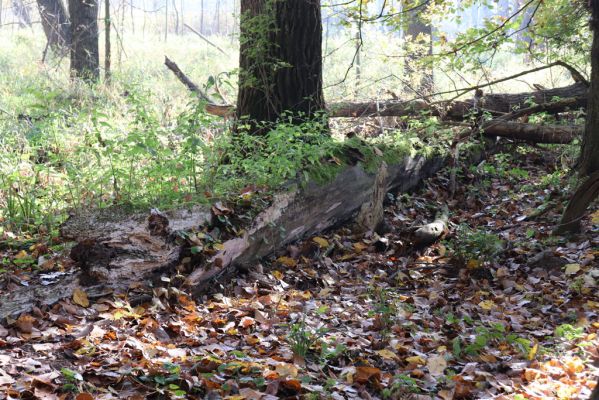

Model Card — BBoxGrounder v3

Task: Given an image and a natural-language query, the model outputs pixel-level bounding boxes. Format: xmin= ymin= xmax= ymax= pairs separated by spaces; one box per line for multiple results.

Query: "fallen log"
xmin=163 ymin=58 xmax=588 ymax=121
xmin=328 ymin=83 xmax=588 ymax=119
xmin=0 ymin=140 xmax=497 ymax=320
xmin=481 ymin=121 xmax=582 ymax=144
xmin=0 ymin=206 xmax=212 ymax=320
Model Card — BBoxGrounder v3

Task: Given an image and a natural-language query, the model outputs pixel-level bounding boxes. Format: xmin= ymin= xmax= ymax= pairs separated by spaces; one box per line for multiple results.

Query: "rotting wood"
xmin=0 ymin=206 xmax=212 ymax=320
xmin=481 ymin=121 xmax=582 ymax=144
xmin=163 ymin=59 xmax=588 ymax=122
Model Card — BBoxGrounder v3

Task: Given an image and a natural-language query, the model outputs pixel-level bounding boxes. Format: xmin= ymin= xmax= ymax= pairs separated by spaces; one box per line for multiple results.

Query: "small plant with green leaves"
xmin=382 ymin=374 xmax=421 ymax=398
xmin=367 ymin=286 xmax=397 ymax=339
xmin=453 ymin=323 xmax=534 ymax=359
xmin=286 ymin=316 xmax=327 ymax=360
xmin=446 ymin=224 xmax=505 ymax=265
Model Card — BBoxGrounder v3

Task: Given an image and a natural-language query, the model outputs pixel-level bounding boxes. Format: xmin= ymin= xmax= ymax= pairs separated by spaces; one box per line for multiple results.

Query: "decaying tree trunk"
xmin=481 ymin=121 xmax=582 ymax=144
xmin=328 ymin=83 xmax=588 ymax=119
xmin=0 ymin=142 xmax=496 ymax=320
xmin=0 ymin=206 xmax=212 ymax=320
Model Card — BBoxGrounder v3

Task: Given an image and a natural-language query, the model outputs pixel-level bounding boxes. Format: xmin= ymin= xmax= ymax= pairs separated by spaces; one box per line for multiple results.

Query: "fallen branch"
xmin=184 ymin=23 xmax=228 ymax=56
xmin=481 ymin=121 xmax=582 ymax=144
xmin=164 ymin=56 xmax=215 ymax=103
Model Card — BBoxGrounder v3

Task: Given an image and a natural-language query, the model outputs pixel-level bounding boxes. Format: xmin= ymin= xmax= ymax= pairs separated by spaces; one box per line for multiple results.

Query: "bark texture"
xmin=555 ymin=171 xmax=599 ymax=234
xmin=69 ymin=0 xmax=99 ymax=81
xmin=0 ymin=141 xmax=498 ymax=321
xmin=481 ymin=121 xmax=582 ymax=144
xmin=236 ymin=0 xmax=325 ymax=128
xmin=579 ymin=1 xmax=599 ymax=177
xmin=37 ymin=0 xmax=71 ymax=52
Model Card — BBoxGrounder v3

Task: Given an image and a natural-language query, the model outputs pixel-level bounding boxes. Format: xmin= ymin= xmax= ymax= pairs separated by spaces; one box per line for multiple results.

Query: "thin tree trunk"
xmin=69 ymin=0 xmax=100 ymax=82
xmin=36 ymin=0 xmax=71 ymax=52
xmin=172 ymin=0 xmax=178 ymax=34
xmin=164 ymin=0 xmax=168 ymax=41
xmin=199 ymin=0 xmax=203 ymax=34
xmin=104 ymin=0 xmax=111 ymax=83
xmin=354 ymin=30 xmax=361 ymax=100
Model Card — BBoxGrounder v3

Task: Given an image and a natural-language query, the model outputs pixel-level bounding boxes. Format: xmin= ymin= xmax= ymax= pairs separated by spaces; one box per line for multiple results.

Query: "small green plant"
xmin=382 ymin=374 xmax=421 ymax=398
xmin=286 ymin=316 xmax=327 ymax=359
xmin=60 ymin=368 xmax=83 ymax=393
xmin=446 ymin=224 xmax=505 ymax=264
xmin=367 ymin=286 xmax=396 ymax=338
xmin=453 ymin=323 xmax=533 ymax=358
xmin=554 ymin=324 xmax=585 ymax=341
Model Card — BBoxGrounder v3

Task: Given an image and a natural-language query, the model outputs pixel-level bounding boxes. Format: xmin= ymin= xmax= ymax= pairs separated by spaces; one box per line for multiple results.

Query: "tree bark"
xmin=481 ymin=121 xmax=582 ymax=144
xmin=404 ymin=6 xmax=433 ymax=95
xmin=236 ymin=0 xmax=325 ymax=130
xmin=579 ymin=1 xmax=599 ymax=177
xmin=37 ymin=0 xmax=71 ymax=52
xmin=555 ymin=171 xmax=599 ymax=234
xmin=328 ymin=83 xmax=588 ymax=118
xmin=69 ymin=0 xmax=99 ymax=82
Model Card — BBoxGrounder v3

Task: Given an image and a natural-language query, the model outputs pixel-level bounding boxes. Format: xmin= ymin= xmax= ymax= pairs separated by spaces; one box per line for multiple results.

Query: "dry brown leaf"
xmin=72 ymin=288 xmax=90 ymax=308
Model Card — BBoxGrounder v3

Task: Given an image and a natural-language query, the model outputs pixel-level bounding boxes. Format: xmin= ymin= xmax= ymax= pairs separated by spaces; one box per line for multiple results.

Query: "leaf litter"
xmin=0 ymin=146 xmax=598 ymax=399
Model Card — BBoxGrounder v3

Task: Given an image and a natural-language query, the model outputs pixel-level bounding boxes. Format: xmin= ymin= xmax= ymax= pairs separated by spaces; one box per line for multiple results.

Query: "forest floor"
xmin=0 ymin=145 xmax=598 ymax=400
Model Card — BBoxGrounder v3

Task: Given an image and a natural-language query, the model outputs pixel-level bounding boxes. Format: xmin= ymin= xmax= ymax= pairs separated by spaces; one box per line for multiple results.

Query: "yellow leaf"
xmin=591 ymin=209 xmax=599 ymax=224
xmin=213 ymin=243 xmax=225 ymax=251
xmin=312 ymin=237 xmax=329 ymax=248
xmin=564 ymin=263 xmax=581 ymax=275
xmin=528 ymin=340 xmax=538 ymax=361
xmin=376 ymin=349 xmax=399 ymax=360
xmin=73 ymin=288 xmax=90 ymax=308
xmin=14 ymin=250 xmax=28 ymax=259
xmin=405 ymin=355 xmax=426 ymax=365
xmin=272 ymin=270 xmax=284 ymax=280
xmin=427 ymin=354 xmax=447 ymax=376
xmin=353 ymin=242 xmax=368 ymax=252
xmin=275 ymin=363 xmax=298 ymax=378
xmin=478 ymin=300 xmax=495 ymax=310
xmin=277 ymin=256 xmax=297 ymax=267
xmin=466 ymin=259 xmax=480 ymax=269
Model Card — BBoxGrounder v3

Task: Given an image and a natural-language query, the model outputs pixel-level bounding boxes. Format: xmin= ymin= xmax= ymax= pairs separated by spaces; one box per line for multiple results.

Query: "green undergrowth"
xmin=0 ymin=80 xmax=438 ymax=237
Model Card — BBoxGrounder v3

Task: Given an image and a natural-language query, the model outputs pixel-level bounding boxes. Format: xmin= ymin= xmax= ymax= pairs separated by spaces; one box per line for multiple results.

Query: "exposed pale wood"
xmin=0 ymin=206 xmax=212 ymax=320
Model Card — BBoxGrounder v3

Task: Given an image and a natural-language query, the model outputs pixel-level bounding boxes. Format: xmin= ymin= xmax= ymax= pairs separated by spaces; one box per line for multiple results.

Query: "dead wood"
xmin=555 ymin=171 xmax=599 ymax=234
xmin=481 ymin=121 xmax=582 ymax=144
xmin=164 ymin=56 xmax=215 ymax=104
xmin=1 ymin=139 xmax=498 ymax=320
xmin=0 ymin=206 xmax=212 ymax=320
xmin=411 ymin=206 xmax=449 ymax=247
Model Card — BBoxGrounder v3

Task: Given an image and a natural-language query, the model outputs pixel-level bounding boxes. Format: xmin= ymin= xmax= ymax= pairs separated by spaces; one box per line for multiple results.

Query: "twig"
xmin=183 ymin=23 xmax=228 ymax=56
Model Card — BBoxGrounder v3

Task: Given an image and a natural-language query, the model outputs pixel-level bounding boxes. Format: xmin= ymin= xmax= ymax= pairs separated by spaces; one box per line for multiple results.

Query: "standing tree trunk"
xmin=580 ymin=1 xmax=599 ymax=177
xmin=12 ymin=0 xmax=32 ymax=27
xmin=37 ymin=0 xmax=71 ymax=52
xmin=404 ymin=6 xmax=433 ymax=95
xmin=236 ymin=0 xmax=325 ymax=131
xmin=557 ymin=0 xmax=599 ymax=234
xmin=104 ymin=0 xmax=110 ymax=82
xmin=69 ymin=0 xmax=99 ymax=82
